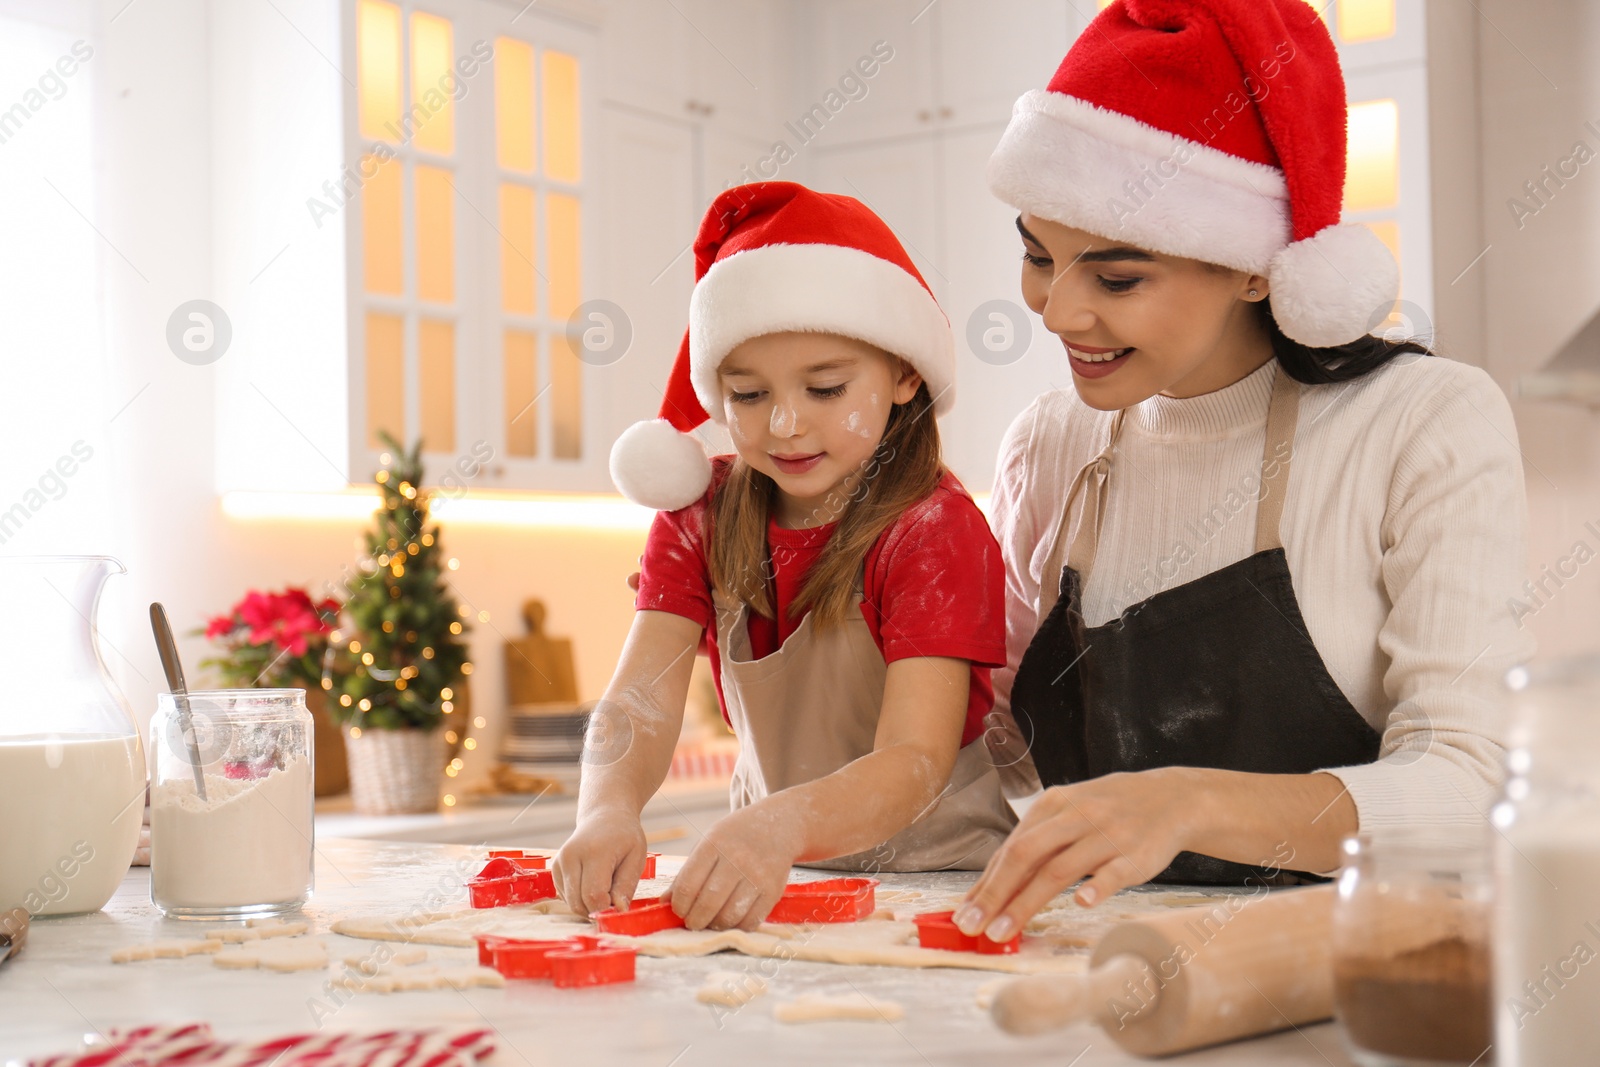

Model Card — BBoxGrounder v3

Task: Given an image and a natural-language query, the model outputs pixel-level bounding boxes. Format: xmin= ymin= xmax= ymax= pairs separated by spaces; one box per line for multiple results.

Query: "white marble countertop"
xmin=0 ymin=838 xmax=1353 ymax=1066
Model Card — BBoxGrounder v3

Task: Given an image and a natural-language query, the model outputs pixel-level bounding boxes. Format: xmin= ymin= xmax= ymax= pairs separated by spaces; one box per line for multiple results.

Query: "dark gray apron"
xmin=1009 ymin=365 xmax=1380 ymax=885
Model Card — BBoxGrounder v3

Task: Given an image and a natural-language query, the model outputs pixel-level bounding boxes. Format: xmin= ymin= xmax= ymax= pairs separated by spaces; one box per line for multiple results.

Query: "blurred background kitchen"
xmin=2 ymin=0 xmax=1595 ymax=833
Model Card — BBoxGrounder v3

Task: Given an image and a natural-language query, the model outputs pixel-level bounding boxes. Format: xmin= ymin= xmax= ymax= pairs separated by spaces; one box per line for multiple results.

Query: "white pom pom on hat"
xmin=608 ymin=181 xmax=956 ymax=512
xmin=609 ymin=417 xmax=713 ymax=512
xmin=986 ymin=0 xmax=1400 ymax=348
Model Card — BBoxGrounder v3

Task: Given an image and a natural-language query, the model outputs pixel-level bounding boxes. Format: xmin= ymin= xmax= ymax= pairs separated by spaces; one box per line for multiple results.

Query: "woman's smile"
xmin=1066 ymin=343 xmax=1136 ymax=378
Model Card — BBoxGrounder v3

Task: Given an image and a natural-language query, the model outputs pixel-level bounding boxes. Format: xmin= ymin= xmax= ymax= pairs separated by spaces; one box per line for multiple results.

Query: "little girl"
xmin=554 ymin=182 xmax=1016 ymax=931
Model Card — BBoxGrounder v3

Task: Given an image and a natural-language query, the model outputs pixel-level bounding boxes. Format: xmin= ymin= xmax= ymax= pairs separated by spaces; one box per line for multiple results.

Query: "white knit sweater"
xmin=988 ymin=354 xmax=1536 ymax=835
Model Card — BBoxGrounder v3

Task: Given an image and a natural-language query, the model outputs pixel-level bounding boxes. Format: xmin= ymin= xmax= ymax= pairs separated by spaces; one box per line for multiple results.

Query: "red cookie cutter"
xmin=766 ymin=877 xmax=879 ymax=924
xmin=465 ymin=855 xmax=557 ymax=909
xmin=591 ymin=894 xmax=684 ymax=936
xmin=548 ymin=940 xmax=636 ymax=988
xmin=912 ymin=910 xmax=1021 ymax=954
xmin=487 ymin=850 xmax=550 ymax=868
xmin=481 ymin=935 xmax=597 ymax=979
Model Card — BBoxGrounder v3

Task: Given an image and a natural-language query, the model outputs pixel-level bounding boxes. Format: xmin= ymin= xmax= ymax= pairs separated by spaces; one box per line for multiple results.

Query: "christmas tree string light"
xmin=323 ymin=435 xmax=474 ymax=755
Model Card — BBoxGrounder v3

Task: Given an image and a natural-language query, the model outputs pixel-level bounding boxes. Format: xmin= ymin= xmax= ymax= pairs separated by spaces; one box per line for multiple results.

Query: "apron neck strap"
xmin=1253 ymin=361 xmax=1300 ymax=555
xmin=1039 ymin=363 xmax=1301 ymax=616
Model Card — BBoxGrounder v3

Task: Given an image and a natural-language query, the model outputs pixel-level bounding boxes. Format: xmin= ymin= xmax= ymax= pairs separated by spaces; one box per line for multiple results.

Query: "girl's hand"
xmin=954 ymin=768 xmax=1198 ymax=942
xmin=670 ymin=801 xmax=802 ymax=931
xmin=553 ymin=808 xmax=650 ymax=917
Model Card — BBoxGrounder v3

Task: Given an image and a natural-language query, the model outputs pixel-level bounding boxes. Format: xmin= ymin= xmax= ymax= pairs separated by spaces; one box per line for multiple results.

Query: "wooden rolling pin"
xmin=993 ymin=884 xmax=1335 ymax=1056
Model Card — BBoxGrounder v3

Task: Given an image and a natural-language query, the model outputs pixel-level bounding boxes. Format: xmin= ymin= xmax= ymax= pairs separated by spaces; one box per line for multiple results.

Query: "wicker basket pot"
xmin=344 ymin=726 xmax=444 ymax=815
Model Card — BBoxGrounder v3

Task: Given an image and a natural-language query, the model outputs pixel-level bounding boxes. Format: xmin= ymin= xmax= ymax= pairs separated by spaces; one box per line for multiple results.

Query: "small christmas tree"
xmin=327 ymin=434 xmax=471 ymax=733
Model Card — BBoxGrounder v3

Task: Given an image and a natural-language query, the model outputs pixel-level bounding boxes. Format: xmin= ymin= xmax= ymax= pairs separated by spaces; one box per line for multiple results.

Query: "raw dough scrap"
xmin=215 ymin=919 xmax=310 ymax=943
xmin=974 ymin=977 xmax=1012 ymax=1010
xmin=774 ymin=992 xmax=905 ymax=1024
xmin=213 ymin=938 xmax=328 ymax=972
xmin=111 ymin=939 xmax=223 ymax=963
xmin=333 ymin=964 xmax=505 ymax=994
xmin=696 ymin=969 xmax=768 ymax=1007
xmin=341 ymin=946 xmax=428 ymax=968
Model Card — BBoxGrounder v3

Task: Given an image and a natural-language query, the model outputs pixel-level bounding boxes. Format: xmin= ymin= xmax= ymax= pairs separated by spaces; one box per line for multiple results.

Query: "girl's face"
xmin=1016 ymin=214 xmax=1275 ymax=410
xmin=719 ymin=332 xmax=921 ymax=529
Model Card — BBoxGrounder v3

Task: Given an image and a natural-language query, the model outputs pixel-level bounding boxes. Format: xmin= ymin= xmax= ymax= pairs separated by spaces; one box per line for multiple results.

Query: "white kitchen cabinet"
xmin=592 ymin=104 xmax=698 ymax=440
xmin=810 ymin=121 xmax=1066 ymax=492
xmin=802 ymin=2 xmax=1076 ymax=491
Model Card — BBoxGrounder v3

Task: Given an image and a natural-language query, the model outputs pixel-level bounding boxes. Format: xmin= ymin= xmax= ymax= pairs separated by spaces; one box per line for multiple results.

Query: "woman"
xmin=953 ymin=0 xmax=1534 ymax=945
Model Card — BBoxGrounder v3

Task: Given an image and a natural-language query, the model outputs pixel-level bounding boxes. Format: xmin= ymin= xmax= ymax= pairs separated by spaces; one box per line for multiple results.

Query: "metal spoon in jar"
xmin=149 ymin=603 xmax=207 ymax=801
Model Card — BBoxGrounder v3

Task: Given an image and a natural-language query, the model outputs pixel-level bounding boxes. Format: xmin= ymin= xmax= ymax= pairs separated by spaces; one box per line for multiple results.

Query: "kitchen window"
xmin=350 ymin=0 xmax=593 ymax=485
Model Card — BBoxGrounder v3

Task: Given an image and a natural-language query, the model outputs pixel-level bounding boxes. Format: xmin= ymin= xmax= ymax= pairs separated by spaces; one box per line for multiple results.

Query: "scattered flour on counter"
xmin=774 ymin=992 xmax=905 ymax=1023
xmin=696 ymin=969 xmax=768 ymax=1007
xmin=151 ymin=758 xmax=313 ymax=910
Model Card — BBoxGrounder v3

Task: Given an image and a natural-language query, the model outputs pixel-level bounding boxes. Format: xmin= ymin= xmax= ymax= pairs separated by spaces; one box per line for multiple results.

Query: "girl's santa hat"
xmin=610 ymin=181 xmax=955 ymax=511
xmin=987 ymin=0 xmax=1398 ymax=348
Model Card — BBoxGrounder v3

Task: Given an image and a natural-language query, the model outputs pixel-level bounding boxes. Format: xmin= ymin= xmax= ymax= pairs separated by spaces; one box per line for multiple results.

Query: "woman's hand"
xmin=954 ymin=768 xmax=1199 ymax=942
xmin=553 ymin=807 xmax=650 ymax=917
xmin=670 ymin=800 xmax=803 ymax=931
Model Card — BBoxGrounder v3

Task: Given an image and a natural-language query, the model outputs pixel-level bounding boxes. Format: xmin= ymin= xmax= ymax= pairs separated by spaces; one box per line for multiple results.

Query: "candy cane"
xmin=26 ymin=1027 xmax=494 ymax=1067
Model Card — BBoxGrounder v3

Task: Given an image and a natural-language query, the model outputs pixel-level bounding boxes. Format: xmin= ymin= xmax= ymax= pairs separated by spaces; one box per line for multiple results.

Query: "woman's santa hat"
xmin=610 ymin=181 xmax=955 ymax=511
xmin=988 ymin=0 xmax=1398 ymax=347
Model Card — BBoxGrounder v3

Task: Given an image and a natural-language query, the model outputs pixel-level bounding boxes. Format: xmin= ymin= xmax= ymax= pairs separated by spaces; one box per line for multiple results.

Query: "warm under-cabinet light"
xmin=220 ymin=489 xmax=655 ymax=530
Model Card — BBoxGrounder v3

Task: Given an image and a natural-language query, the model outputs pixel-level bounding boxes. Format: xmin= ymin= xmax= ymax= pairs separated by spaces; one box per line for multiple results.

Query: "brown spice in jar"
xmin=1334 ymin=935 xmax=1492 ymax=1063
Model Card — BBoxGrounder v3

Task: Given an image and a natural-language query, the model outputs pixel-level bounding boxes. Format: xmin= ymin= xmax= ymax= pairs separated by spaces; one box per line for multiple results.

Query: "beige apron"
xmin=712 ymin=581 xmax=1017 ymax=872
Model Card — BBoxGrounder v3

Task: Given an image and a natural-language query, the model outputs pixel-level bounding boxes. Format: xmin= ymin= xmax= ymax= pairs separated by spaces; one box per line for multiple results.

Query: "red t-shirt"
xmin=634 ymin=458 xmax=1006 ymax=745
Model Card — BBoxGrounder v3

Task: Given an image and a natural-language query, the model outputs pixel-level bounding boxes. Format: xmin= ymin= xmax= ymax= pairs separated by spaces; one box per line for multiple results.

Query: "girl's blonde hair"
xmin=708 ymin=366 xmax=942 ymax=629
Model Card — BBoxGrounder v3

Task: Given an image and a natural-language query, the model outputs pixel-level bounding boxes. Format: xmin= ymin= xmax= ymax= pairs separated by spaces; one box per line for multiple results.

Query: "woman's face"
xmin=719 ymin=331 xmax=921 ymax=528
xmin=1016 ymin=214 xmax=1274 ymax=410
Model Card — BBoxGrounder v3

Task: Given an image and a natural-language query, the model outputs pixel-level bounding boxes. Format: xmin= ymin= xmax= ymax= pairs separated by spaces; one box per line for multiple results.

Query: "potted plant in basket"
xmin=324 ymin=434 xmax=473 ymax=815
xmin=200 ymin=587 xmax=348 ymax=795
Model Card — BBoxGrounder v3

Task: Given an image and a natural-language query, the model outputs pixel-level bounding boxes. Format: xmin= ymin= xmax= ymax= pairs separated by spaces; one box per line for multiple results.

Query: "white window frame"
xmin=341 ymin=0 xmax=601 ymax=492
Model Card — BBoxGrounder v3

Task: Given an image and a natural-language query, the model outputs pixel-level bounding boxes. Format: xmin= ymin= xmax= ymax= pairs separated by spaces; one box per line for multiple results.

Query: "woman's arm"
xmin=670 ymin=654 xmax=969 ymax=930
xmin=553 ymin=609 xmax=701 ymax=915
xmin=951 ymin=766 xmax=1354 ymax=942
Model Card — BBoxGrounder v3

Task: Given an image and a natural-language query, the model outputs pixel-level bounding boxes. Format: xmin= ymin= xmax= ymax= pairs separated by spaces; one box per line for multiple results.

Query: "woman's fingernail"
xmin=1077 ymin=885 xmax=1098 ymax=907
xmin=952 ymin=905 xmax=983 ymax=935
xmin=985 ymin=916 xmax=1016 ymax=942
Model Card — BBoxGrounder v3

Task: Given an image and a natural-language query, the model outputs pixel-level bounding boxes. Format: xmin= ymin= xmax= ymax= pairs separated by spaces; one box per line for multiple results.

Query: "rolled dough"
xmin=213 ymin=939 xmax=328 ymax=972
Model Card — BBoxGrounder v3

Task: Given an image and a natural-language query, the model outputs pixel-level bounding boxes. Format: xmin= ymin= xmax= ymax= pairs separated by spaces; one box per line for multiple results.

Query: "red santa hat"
xmin=609 ymin=181 xmax=955 ymax=511
xmin=987 ymin=0 xmax=1398 ymax=348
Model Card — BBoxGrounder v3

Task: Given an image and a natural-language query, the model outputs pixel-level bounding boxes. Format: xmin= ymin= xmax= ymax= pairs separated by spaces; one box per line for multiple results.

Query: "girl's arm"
xmin=669 ymin=654 xmax=969 ymax=930
xmin=553 ymin=609 xmax=701 ymax=916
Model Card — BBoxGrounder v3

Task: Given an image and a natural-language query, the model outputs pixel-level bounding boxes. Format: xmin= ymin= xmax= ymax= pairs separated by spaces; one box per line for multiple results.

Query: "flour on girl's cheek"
xmin=845 ymin=410 xmax=871 ymax=439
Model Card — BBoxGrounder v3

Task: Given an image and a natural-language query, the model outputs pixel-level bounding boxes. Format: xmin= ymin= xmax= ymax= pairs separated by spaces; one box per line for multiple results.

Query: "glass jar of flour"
xmin=1493 ymin=657 xmax=1600 ymax=1067
xmin=150 ymin=690 xmax=314 ymax=918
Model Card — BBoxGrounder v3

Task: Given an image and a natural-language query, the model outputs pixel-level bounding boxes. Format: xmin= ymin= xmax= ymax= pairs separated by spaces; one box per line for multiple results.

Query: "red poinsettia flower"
xmin=221 ymin=586 xmax=340 ymax=655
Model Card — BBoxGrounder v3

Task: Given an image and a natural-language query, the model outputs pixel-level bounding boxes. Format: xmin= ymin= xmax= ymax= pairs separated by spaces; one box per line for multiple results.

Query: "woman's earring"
xmin=1248 ymin=288 xmax=1260 ymax=298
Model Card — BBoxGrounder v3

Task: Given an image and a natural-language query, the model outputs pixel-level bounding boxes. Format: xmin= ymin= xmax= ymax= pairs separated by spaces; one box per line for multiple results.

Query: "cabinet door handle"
xmin=939 ymin=106 xmax=953 ymax=120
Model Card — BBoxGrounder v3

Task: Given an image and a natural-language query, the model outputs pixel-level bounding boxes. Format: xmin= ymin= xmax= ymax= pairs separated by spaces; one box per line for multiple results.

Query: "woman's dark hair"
xmin=1260 ymin=299 xmax=1432 ymax=384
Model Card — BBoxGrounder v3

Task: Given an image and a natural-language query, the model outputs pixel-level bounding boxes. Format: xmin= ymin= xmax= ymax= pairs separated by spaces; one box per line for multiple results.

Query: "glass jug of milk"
xmin=0 ymin=556 xmax=144 ymax=916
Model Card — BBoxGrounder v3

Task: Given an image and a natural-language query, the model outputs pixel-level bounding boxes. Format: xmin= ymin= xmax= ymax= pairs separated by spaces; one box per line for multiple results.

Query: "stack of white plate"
xmin=498 ymin=700 xmax=592 ymax=794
